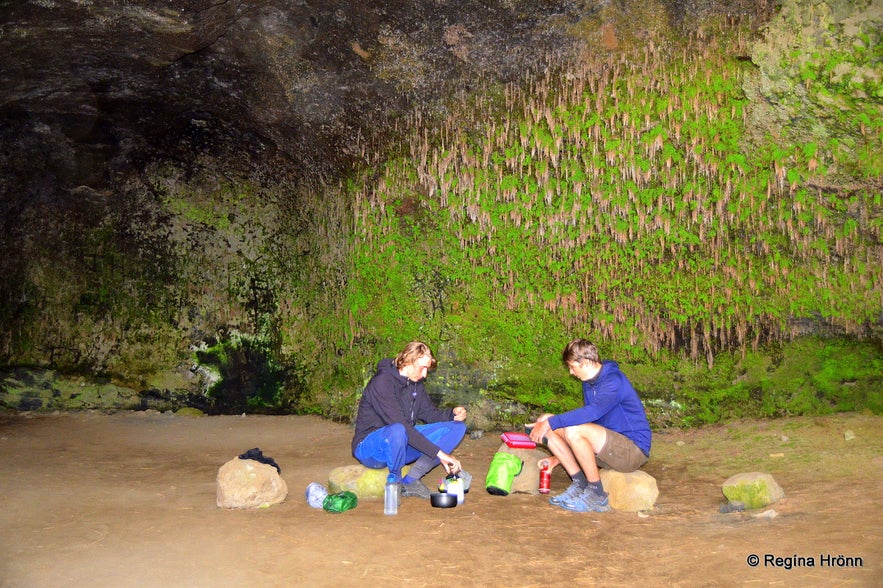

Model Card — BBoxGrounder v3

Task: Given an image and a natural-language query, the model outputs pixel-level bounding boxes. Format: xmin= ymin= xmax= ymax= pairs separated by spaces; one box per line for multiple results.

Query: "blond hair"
xmin=394 ymin=341 xmax=437 ymax=370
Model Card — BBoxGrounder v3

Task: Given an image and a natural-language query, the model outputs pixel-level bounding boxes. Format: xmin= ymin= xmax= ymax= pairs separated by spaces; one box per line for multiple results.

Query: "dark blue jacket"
xmin=351 ymin=358 xmax=454 ymax=457
xmin=547 ymin=360 xmax=651 ymax=456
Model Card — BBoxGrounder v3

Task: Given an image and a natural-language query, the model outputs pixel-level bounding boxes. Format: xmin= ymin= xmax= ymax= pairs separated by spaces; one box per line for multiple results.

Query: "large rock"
xmin=599 ymin=469 xmax=659 ymax=512
xmin=721 ymin=472 xmax=784 ymax=510
xmin=216 ymin=457 xmax=288 ymax=509
xmin=495 ymin=444 xmax=551 ymax=494
xmin=328 ymin=465 xmax=413 ymax=499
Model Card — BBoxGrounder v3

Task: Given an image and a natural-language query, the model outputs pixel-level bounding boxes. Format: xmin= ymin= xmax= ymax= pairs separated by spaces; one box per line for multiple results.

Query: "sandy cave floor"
xmin=0 ymin=411 xmax=880 ymax=587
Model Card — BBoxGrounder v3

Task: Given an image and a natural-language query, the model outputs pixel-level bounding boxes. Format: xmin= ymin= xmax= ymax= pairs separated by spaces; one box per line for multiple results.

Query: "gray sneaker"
xmin=559 ymin=488 xmax=611 ymax=513
xmin=401 ymin=479 xmax=432 ymax=499
xmin=549 ymin=480 xmax=583 ymax=506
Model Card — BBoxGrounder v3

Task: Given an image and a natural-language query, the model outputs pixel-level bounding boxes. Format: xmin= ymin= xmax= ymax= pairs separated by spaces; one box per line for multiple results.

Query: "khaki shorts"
xmin=595 ymin=429 xmax=649 ymax=472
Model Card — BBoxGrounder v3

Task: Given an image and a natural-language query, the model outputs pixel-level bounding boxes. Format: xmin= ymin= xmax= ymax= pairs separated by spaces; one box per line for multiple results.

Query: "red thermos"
xmin=539 ymin=464 xmax=551 ymax=494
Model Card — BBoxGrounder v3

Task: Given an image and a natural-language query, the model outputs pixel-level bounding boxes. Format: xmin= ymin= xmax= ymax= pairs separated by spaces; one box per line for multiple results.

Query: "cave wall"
xmin=0 ymin=0 xmax=880 ymax=423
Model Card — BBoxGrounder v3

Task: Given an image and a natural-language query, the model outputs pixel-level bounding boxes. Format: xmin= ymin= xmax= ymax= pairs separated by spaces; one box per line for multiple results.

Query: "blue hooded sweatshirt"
xmin=547 ymin=360 xmax=651 ymax=456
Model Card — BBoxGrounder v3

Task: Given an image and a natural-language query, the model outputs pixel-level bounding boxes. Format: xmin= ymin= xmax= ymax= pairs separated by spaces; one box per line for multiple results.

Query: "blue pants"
xmin=354 ymin=421 xmax=466 ymax=481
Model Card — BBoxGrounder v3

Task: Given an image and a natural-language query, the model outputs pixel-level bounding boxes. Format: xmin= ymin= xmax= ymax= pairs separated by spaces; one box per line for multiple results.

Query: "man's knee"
xmin=433 ymin=420 xmax=467 ymax=452
xmin=563 ymin=423 xmax=607 ymax=449
xmin=385 ymin=422 xmax=408 ymax=445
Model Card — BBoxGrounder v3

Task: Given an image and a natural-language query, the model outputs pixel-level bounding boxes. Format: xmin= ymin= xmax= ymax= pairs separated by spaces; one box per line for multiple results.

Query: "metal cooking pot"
xmin=430 ymin=492 xmax=458 ymax=508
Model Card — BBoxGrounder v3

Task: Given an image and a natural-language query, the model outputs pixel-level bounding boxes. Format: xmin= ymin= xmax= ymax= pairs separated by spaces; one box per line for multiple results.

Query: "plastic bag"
xmin=485 ymin=452 xmax=523 ymax=496
xmin=322 ymin=491 xmax=358 ymax=513
xmin=305 ymin=482 xmax=329 ymax=509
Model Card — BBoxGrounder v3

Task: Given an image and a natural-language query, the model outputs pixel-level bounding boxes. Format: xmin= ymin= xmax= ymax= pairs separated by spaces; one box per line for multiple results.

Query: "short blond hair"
xmin=394 ymin=341 xmax=437 ymax=370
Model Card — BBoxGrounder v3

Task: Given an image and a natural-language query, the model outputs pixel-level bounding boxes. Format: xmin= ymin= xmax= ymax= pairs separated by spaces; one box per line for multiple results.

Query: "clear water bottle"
xmin=384 ymin=473 xmax=398 ymax=515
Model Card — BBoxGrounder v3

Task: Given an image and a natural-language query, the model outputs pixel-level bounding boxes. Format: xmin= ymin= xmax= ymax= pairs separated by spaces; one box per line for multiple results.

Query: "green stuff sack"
xmin=485 ymin=452 xmax=523 ymax=496
xmin=322 ymin=491 xmax=358 ymax=513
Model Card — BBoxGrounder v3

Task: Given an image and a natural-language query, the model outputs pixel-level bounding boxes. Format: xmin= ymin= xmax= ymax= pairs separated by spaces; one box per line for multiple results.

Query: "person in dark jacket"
xmin=352 ymin=341 xmax=467 ymax=498
xmin=528 ymin=338 xmax=652 ymax=513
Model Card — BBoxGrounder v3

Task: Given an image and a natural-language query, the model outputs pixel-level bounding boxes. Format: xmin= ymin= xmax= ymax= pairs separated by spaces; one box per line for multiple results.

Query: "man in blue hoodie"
xmin=352 ymin=341 xmax=468 ymax=499
xmin=528 ymin=338 xmax=651 ymax=513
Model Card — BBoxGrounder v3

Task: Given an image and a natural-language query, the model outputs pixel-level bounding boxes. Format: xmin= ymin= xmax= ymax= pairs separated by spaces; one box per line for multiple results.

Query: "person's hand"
xmin=437 ymin=450 xmax=461 ymax=475
xmin=528 ymin=414 xmax=553 ymax=444
xmin=452 ymin=406 xmax=467 ymax=422
xmin=538 ymin=456 xmax=560 ymax=470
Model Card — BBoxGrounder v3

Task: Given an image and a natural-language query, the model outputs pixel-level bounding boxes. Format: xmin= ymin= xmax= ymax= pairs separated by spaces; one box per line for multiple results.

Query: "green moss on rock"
xmin=328 ymin=464 xmax=414 ymax=499
xmin=722 ymin=471 xmax=785 ymax=509
xmin=174 ymin=407 xmax=206 ymax=417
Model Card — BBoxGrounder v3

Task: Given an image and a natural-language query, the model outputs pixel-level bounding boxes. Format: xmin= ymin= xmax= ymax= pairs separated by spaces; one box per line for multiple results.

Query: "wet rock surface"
xmin=1 ymin=0 xmax=584 ymax=194
xmin=1 ymin=1 xmax=773 ymax=196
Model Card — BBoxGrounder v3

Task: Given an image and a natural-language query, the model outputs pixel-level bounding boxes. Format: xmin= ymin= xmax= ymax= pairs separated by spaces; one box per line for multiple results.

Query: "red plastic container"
xmin=500 ymin=432 xmax=536 ymax=449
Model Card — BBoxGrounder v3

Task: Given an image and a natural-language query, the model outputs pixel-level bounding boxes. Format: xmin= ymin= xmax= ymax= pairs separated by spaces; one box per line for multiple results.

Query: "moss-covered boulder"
xmin=328 ymin=464 xmax=413 ymax=499
xmin=0 ymin=369 xmax=143 ymax=412
xmin=721 ymin=472 xmax=785 ymax=510
xmin=174 ymin=407 xmax=206 ymax=417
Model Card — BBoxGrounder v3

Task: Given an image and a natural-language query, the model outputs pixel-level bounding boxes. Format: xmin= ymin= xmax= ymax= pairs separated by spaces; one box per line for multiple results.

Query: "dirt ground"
xmin=0 ymin=411 xmax=880 ymax=587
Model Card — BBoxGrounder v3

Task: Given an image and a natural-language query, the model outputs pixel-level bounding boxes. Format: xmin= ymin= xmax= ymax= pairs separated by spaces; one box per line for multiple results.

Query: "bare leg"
xmin=544 ymin=428 xmax=581 ymax=476
xmin=563 ymin=423 xmax=608 ymax=482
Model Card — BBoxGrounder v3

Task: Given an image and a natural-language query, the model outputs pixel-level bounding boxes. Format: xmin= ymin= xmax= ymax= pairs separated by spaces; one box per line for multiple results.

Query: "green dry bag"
xmin=485 ymin=452 xmax=523 ymax=496
xmin=322 ymin=491 xmax=358 ymax=513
